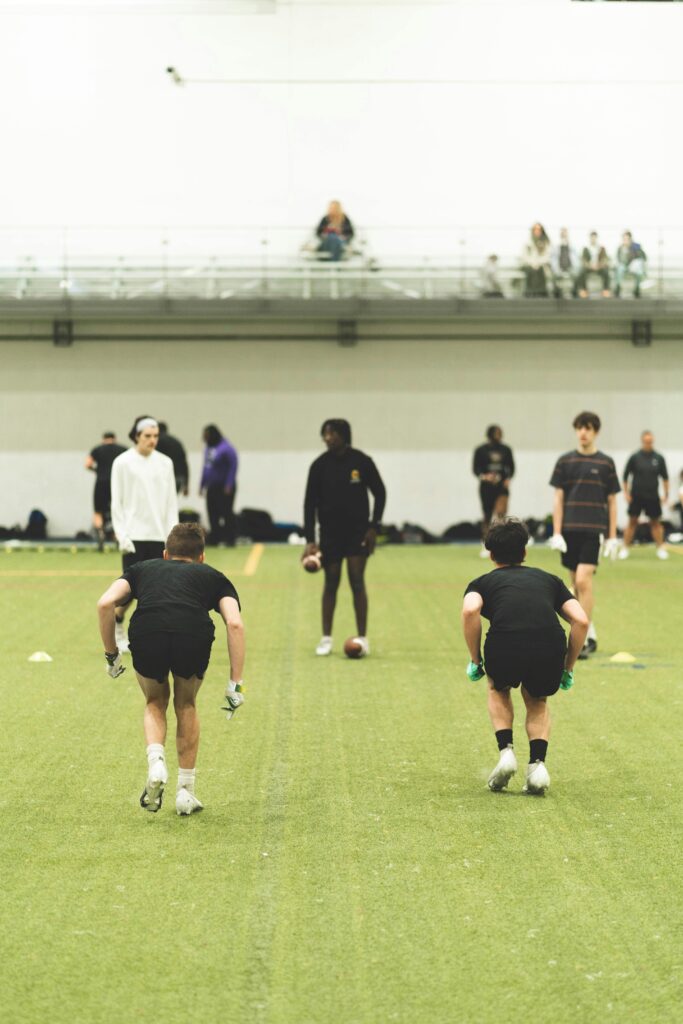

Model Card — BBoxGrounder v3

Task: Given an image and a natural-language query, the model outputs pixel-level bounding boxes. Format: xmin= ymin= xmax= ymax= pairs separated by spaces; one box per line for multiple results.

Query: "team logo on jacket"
xmin=350 ymin=469 xmax=361 ymax=484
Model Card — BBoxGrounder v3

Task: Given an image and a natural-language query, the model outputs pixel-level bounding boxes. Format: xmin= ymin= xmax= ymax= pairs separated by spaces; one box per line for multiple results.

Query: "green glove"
xmin=560 ymin=669 xmax=574 ymax=691
xmin=467 ymin=660 xmax=485 ymax=682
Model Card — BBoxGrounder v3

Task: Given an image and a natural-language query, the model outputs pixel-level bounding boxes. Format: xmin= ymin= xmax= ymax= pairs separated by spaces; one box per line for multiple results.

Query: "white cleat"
xmin=656 ymin=547 xmax=669 ymax=560
xmin=176 ymin=788 xmax=204 ymax=816
xmin=487 ymin=746 xmax=518 ymax=791
xmin=315 ymin=636 xmax=333 ymax=656
xmin=523 ymin=760 xmax=551 ymax=795
xmin=115 ymin=620 xmax=129 ymax=653
xmin=356 ymin=637 xmax=370 ymax=657
xmin=618 ymin=547 xmax=630 ymax=560
xmin=140 ymin=757 xmax=168 ymax=812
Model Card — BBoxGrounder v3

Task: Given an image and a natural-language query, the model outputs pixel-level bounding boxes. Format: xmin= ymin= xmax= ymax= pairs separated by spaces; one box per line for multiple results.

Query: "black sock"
xmin=529 ymin=739 xmax=548 ymax=763
xmin=495 ymin=729 xmax=513 ymax=751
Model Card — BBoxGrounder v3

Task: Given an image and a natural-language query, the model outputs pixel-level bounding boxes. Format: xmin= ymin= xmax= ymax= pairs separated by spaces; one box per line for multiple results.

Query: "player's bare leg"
xmin=347 ymin=554 xmax=368 ymax=638
xmin=173 ymin=675 xmax=204 ymax=815
xmin=492 ymin=493 xmax=509 ymax=521
xmin=486 ymin=680 xmax=517 ymax=791
xmin=317 ymin=562 xmax=341 ymax=654
xmin=137 ymin=673 xmax=170 ymax=811
xmin=571 ymin=564 xmax=596 ymax=656
xmin=649 ymin=518 xmax=668 ymax=558
xmin=621 ymin=515 xmax=639 ymax=555
xmin=521 ymin=686 xmax=551 ymax=794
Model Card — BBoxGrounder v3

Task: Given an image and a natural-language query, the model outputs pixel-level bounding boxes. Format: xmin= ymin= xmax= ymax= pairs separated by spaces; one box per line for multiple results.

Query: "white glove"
xmin=118 ymin=536 xmax=136 ymax=554
xmin=104 ymin=651 xmax=125 ymax=679
xmin=548 ymin=534 xmax=568 ymax=554
xmin=603 ymin=537 xmax=620 ymax=560
xmin=222 ymin=681 xmax=245 ymax=720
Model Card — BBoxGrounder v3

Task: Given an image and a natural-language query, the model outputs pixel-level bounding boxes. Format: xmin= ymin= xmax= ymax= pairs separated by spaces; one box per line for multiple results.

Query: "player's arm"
xmin=364 ymin=459 xmax=387 ymax=555
xmin=660 ymin=458 xmax=669 ymax=503
xmin=607 ymin=492 xmax=618 ymax=539
xmin=85 ymin=454 xmax=96 ymax=472
xmin=303 ymin=464 xmax=320 ymax=556
xmin=219 ymin=595 xmax=245 ymax=683
xmin=461 ymin=592 xmax=484 ymax=664
xmin=164 ymin=461 xmax=179 ymax=534
xmin=552 ymin=487 xmax=564 ymax=535
xmin=97 ymin=579 xmax=133 ymax=652
xmin=558 ymin=598 xmax=589 ymax=671
xmin=622 ymin=456 xmax=633 ymax=504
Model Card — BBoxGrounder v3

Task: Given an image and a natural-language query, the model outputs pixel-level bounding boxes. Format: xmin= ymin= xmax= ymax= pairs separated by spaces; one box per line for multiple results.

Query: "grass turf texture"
xmin=1 ymin=544 xmax=682 ymax=1024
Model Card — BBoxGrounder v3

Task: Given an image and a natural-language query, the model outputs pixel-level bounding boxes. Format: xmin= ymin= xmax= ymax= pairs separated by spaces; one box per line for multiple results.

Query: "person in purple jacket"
xmin=200 ymin=424 xmax=239 ymax=547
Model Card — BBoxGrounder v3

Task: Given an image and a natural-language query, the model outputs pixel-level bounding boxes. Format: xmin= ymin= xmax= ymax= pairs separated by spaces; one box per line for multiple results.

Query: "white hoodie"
xmin=110 ymin=448 xmax=178 ymax=552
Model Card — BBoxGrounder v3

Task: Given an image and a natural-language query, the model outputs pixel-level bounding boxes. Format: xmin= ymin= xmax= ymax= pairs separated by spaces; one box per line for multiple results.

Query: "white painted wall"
xmin=1 ymin=336 xmax=681 ymax=536
xmin=0 ymin=0 xmax=682 ymax=260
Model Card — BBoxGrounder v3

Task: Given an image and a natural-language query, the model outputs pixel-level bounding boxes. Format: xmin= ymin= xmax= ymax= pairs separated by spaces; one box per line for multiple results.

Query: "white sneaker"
xmin=315 ymin=636 xmax=333 ymax=656
xmin=176 ymin=788 xmax=204 ymax=816
xmin=115 ymin=620 xmax=129 ymax=653
xmin=523 ymin=760 xmax=550 ymax=795
xmin=140 ymin=757 xmax=168 ymax=812
xmin=356 ymin=637 xmax=370 ymax=657
xmin=487 ymin=746 xmax=517 ymax=791
xmin=618 ymin=547 xmax=630 ymax=560
xmin=656 ymin=547 xmax=669 ymax=560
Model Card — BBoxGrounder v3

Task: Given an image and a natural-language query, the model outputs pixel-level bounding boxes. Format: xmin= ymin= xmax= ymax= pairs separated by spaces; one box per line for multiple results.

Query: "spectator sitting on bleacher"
xmin=551 ymin=227 xmax=579 ymax=298
xmin=614 ymin=231 xmax=646 ymax=298
xmin=576 ymin=231 xmax=611 ymax=299
xmin=481 ymin=254 xmax=505 ymax=298
xmin=520 ymin=223 xmax=553 ymax=297
xmin=316 ymin=200 xmax=355 ymax=262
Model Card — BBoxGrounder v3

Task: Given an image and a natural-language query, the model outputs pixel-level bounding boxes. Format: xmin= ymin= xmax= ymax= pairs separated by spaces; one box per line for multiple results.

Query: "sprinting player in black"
xmin=97 ymin=523 xmax=245 ymax=816
xmin=620 ymin=431 xmax=669 ymax=561
xmin=156 ymin=422 xmax=190 ymax=497
xmin=472 ymin=426 xmax=515 ymax=556
xmin=303 ymin=419 xmax=386 ymax=657
xmin=85 ymin=432 xmax=127 ymax=549
xmin=462 ymin=519 xmax=588 ymax=795
xmin=549 ymin=411 xmax=620 ymax=659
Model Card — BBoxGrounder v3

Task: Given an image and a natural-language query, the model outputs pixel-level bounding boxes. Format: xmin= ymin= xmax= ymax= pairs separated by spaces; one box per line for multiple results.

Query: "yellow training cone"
xmin=28 ymin=651 xmax=53 ymax=662
xmin=610 ymin=652 xmax=636 ymax=664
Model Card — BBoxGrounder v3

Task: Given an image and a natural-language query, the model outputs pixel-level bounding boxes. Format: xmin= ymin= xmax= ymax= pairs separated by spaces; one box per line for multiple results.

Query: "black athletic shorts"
xmin=484 ymin=629 xmax=566 ymax=698
xmin=628 ymin=495 xmax=662 ymax=519
xmin=479 ymin=482 xmax=508 ymax=522
xmin=94 ymin=480 xmax=112 ymax=514
xmin=320 ymin=522 xmax=368 ymax=565
xmin=121 ymin=540 xmax=165 ymax=573
xmin=129 ymin=630 xmax=214 ymax=683
xmin=561 ymin=531 xmax=601 ymax=572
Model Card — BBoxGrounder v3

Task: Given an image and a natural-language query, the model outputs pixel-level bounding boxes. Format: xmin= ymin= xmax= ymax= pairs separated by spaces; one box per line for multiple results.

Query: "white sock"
xmin=320 ymin=635 xmax=332 ymax=642
xmin=587 ymin=622 xmax=597 ymax=642
xmin=178 ymin=768 xmax=196 ymax=794
xmin=147 ymin=743 xmax=165 ymax=765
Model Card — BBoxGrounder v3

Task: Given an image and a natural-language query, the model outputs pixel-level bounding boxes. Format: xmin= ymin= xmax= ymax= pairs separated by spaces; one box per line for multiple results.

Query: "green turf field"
xmin=1 ymin=544 xmax=682 ymax=1023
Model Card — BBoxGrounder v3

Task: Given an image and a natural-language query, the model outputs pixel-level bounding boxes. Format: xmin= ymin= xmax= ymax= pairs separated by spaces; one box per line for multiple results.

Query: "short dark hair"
xmin=572 ymin=411 xmax=601 ymax=432
xmin=486 ymin=424 xmax=502 ymax=442
xmin=321 ymin=419 xmax=352 ymax=445
xmin=158 ymin=422 xmax=168 ymax=434
xmin=128 ymin=414 xmax=158 ymax=442
xmin=485 ymin=518 xmax=529 ymax=564
xmin=166 ymin=523 xmax=206 ymax=560
xmin=103 ymin=431 xmax=116 ymax=439
xmin=203 ymin=424 xmax=223 ymax=448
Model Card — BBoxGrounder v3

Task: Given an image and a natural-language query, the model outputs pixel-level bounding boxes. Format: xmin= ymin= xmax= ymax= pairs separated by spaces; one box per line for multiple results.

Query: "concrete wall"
xmin=1 ymin=335 xmax=681 ymax=535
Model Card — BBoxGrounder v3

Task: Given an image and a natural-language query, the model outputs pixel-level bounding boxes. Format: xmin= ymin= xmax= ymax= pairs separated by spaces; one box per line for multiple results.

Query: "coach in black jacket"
xmin=303 ymin=419 xmax=386 ymax=658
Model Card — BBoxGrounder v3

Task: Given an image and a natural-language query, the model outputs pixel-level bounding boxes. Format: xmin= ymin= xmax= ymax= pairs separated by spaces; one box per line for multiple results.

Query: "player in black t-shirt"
xmin=620 ymin=430 xmax=669 ymax=561
xmin=549 ymin=411 xmax=620 ymax=659
xmin=303 ymin=419 xmax=386 ymax=657
xmin=84 ymin=432 xmax=127 ymax=549
xmin=463 ymin=519 xmax=588 ymax=795
xmin=97 ymin=523 xmax=245 ymax=816
xmin=472 ymin=425 xmax=515 ymax=556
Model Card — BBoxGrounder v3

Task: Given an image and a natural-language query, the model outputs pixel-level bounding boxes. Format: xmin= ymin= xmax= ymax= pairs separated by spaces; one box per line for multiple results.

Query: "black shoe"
xmin=578 ymin=638 xmax=597 ymax=660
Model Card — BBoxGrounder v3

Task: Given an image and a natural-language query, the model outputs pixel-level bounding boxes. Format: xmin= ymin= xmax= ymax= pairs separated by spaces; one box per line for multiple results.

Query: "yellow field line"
xmin=242 ymin=543 xmax=265 ymax=577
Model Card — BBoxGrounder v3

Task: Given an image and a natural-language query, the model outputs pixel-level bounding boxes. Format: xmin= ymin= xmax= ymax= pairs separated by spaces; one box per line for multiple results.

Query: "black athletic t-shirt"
xmin=550 ymin=450 xmax=620 ymax=533
xmin=623 ymin=449 xmax=668 ymax=498
xmin=472 ymin=443 xmax=515 ymax=483
xmin=465 ymin=565 xmax=573 ymax=634
xmin=90 ymin=443 xmax=127 ymax=482
xmin=304 ymin=447 xmax=386 ymax=541
xmin=122 ymin=559 xmax=240 ymax=639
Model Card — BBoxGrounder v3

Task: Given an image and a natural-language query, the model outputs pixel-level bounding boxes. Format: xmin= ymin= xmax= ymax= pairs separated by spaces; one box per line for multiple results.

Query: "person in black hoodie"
xmin=303 ymin=419 xmax=386 ymax=657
